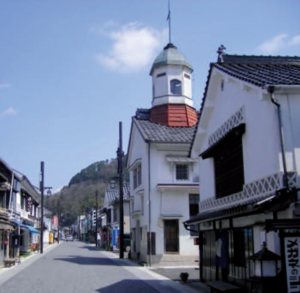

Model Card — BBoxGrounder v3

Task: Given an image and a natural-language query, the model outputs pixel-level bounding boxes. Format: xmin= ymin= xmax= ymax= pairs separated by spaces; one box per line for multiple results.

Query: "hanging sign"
xmin=284 ymin=237 xmax=300 ymax=293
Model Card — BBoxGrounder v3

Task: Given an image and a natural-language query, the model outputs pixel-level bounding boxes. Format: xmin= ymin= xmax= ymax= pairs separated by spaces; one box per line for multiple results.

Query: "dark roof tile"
xmin=135 ymin=114 xmax=196 ymax=143
xmin=189 ymin=53 xmax=300 ymax=156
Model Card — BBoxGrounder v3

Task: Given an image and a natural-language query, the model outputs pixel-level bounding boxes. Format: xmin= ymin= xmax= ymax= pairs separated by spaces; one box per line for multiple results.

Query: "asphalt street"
xmin=0 ymin=241 xmax=199 ymax=293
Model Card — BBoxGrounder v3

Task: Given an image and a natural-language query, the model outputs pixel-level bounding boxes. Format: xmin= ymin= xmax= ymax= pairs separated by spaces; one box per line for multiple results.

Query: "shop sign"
xmin=113 ymin=228 xmax=119 ymax=246
xmin=284 ymin=237 xmax=300 ymax=293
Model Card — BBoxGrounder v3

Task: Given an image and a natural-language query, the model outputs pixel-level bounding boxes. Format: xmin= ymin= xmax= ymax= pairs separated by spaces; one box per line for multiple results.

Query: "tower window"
xmin=184 ymin=74 xmax=191 ymax=79
xmin=157 ymin=73 xmax=166 ymax=78
xmin=170 ymin=79 xmax=182 ymax=95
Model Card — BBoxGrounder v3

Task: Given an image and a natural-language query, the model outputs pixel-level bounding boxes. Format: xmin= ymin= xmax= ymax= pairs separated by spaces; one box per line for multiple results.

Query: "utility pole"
xmin=117 ymin=121 xmax=124 ymax=259
xmin=40 ymin=162 xmax=44 ymax=254
xmin=95 ymin=190 xmax=98 ymax=247
xmin=78 ymin=215 xmax=81 ymax=241
xmin=57 ymin=199 xmax=60 ymax=244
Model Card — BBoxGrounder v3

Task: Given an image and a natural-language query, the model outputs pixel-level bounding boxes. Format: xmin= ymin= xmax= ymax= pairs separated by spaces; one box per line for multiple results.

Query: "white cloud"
xmin=256 ymin=34 xmax=300 ymax=54
xmin=0 ymin=83 xmax=11 ymax=89
xmin=256 ymin=34 xmax=288 ymax=54
xmin=0 ymin=107 xmax=17 ymax=118
xmin=290 ymin=35 xmax=300 ymax=46
xmin=94 ymin=22 xmax=167 ymax=73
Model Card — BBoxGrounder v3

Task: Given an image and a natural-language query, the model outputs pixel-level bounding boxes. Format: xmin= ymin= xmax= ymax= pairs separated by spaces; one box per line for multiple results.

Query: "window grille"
xmin=176 ymin=164 xmax=189 ymax=180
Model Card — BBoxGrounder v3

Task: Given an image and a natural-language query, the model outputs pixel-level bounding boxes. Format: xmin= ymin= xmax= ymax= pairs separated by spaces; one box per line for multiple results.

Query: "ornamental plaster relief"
xmin=199 ymin=171 xmax=298 ymax=213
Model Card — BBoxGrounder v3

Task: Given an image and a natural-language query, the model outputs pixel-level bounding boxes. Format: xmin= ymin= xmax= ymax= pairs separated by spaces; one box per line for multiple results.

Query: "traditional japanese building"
xmin=185 ymin=46 xmax=300 ymax=292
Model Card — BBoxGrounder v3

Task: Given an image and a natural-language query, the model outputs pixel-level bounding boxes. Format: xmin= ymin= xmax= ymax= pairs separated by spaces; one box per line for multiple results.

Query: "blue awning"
xmin=11 ymin=219 xmax=28 ymax=229
xmin=26 ymin=225 xmax=39 ymax=234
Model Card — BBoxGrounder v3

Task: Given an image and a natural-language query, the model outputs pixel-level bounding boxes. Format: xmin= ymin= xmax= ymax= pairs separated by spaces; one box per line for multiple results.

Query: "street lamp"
xmin=39 ymin=162 xmax=44 ymax=254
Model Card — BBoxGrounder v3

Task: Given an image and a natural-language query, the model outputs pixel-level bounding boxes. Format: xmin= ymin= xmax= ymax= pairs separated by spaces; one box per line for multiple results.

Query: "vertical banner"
xmin=284 ymin=237 xmax=300 ymax=293
xmin=113 ymin=228 xmax=119 ymax=247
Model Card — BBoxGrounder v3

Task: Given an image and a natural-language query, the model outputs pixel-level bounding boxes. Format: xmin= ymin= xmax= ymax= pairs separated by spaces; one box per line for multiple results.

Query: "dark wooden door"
xmin=164 ymin=220 xmax=179 ymax=253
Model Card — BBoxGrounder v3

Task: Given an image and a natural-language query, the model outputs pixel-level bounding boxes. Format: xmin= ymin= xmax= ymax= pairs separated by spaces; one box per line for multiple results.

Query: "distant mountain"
xmin=45 ymin=156 xmax=129 ymax=227
xmin=69 ymin=156 xmax=129 ymax=186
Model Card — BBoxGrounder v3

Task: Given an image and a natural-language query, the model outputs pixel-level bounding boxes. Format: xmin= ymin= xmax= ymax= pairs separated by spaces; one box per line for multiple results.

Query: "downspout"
xmin=9 ymin=172 xmax=14 ymax=211
xmin=268 ymin=85 xmax=289 ymax=189
xmin=147 ymin=141 xmax=152 ymax=267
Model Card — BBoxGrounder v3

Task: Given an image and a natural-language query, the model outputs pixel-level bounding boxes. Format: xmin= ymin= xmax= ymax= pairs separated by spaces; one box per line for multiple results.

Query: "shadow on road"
xmin=78 ymin=246 xmax=99 ymax=251
xmin=96 ymin=279 xmax=172 ymax=293
xmin=54 ymin=255 xmax=136 ymax=266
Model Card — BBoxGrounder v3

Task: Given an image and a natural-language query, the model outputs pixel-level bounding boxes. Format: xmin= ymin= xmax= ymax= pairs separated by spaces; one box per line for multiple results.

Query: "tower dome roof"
xmin=150 ymin=43 xmax=193 ymax=75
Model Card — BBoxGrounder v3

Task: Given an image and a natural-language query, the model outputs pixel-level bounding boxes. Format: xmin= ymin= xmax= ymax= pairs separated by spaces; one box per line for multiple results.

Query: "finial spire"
xmin=217 ymin=45 xmax=226 ymax=63
xmin=167 ymin=0 xmax=171 ymax=44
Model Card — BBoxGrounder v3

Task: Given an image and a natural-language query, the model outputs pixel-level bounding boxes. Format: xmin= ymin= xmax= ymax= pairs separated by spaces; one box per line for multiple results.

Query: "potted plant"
xmin=180 ymin=272 xmax=189 ymax=283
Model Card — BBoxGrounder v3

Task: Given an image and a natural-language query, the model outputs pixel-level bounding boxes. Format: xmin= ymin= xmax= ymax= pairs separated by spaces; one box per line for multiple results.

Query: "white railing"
xmin=199 ymin=171 xmax=299 ymax=213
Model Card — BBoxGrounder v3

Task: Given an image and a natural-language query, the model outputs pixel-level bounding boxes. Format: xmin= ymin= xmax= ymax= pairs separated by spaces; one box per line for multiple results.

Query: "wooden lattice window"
xmin=214 ymin=136 xmax=244 ymax=198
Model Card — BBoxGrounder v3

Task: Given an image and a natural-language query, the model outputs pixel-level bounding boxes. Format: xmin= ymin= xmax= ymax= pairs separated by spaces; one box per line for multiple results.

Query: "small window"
xmin=157 ymin=72 xmax=166 ymax=78
xmin=21 ymin=196 xmax=26 ymax=210
xmin=133 ymin=165 xmax=142 ymax=189
xmin=189 ymin=194 xmax=199 ymax=236
xmin=184 ymin=73 xmax=191 ymax=79
xmin=176 ymin=164 xmax=189 ymax=180
xmin=170 ymin=79 xmax=182 ymax=95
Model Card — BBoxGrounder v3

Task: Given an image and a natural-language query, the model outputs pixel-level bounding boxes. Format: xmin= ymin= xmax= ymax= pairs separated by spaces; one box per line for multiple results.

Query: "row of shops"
xmin=0 ymin=217 xmax=40 ymax=265
xmin=0 ymin=216 xmax=57 ymax=267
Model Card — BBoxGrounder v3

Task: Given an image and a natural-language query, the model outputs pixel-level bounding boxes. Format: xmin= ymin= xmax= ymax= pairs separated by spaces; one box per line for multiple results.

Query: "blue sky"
xmin=0 ymin=0 xmax=299 ymax=192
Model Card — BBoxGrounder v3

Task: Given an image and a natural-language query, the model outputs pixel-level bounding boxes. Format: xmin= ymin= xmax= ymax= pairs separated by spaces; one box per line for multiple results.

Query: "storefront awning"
xmin=0 ymin=219 xmax=15 ymax=231
xmin=11 ymin=219 xmax=28 ymax=229
xmin=26 ymin=225 xmax=39 ymax=234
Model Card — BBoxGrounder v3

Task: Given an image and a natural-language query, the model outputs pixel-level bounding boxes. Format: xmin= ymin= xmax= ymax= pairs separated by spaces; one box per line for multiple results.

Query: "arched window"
xmin=170 ymin=79 xmax=182 ymax=95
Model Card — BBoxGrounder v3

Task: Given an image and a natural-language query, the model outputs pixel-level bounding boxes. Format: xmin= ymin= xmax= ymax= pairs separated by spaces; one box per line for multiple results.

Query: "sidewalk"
xmin=0 ymin=242 xmax=61 ymax=275
xmin=96 ymin=244 xmax=210 ymax=293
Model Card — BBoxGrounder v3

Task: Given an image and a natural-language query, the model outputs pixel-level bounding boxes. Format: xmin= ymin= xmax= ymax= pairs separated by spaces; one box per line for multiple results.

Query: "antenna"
xmin=167 ymin=0 xmax=171 ymax=44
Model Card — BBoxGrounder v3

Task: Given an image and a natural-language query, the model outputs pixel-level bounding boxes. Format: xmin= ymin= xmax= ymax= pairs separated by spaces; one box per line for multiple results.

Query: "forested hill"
xmin=69 ymin=156 xmax=129 ymax=186
xmin=45 ymin=156 xmax=129 ymax=227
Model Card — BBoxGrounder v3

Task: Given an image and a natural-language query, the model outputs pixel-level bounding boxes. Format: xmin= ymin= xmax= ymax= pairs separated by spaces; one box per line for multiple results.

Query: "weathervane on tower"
xmin=167 ymin=0 xmax=171 ymax=44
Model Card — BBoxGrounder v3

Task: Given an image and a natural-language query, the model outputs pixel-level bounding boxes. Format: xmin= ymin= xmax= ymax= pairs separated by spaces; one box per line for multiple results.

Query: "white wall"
xmin=128 ymin=123 xmax=199 ymax=260
xmin=198 ymin=71 xmax=287 ymax=202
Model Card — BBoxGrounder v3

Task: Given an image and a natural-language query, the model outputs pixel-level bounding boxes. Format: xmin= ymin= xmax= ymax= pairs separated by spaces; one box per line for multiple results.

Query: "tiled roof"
xmin=134 ymin=113 xmax=196 ymax=143
xmin=105 ymin=185 xmax=130 ymax=204
xmin=189 ymin=53 xmax=300 ymax=156
xmin=215 ymin=54 xmax=300 ymax=87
